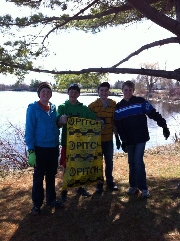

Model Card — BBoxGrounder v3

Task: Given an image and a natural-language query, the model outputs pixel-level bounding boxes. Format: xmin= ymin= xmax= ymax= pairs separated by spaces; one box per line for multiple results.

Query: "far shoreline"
xmin=1 ymin=89 xmax=180 ymax=103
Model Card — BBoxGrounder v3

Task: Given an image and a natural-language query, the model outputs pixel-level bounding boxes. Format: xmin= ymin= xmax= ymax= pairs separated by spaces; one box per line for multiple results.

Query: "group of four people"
xmin=25 ymin=81 xmax=170 ymax=215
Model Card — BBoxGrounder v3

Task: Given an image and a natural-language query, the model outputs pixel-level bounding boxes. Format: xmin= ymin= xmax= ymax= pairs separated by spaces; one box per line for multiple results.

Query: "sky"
xmin=0 ymin=1 xmax=180 ymax=85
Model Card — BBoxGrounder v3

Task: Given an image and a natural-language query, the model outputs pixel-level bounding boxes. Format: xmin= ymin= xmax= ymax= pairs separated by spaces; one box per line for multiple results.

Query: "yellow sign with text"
xmin=63 ymin=117 xmax=104 ymax=187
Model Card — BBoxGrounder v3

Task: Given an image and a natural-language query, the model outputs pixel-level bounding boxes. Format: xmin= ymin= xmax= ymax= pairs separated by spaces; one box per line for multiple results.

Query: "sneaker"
xmin=95 ymin=182 xmax=103 ymax=194
xmin=31 ymin=206 xmax=40 ymax=215
xmin=76 ymin=187 xmax=91 ymax=197
xmin=107 ymin=182 xmax=118 ymax=191
xmin=60 ymin=190 xmax=68 ymax=202
xmin=47 ymin=200 xmax=64 ymax=208
xmin=126 ymin=187 xmax=139 ymax=195
xmin=141 ymin=190 xmax=150 ymax=198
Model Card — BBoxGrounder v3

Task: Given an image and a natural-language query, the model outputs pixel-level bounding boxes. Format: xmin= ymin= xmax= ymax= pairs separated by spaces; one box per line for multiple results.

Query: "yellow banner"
xmin=63 ymin=117 xmax=104 ymax=187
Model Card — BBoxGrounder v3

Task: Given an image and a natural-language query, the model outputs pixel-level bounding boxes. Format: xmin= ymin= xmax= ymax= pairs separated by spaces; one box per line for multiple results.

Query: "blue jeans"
xmin=101 ymin=140 xmax=114 ymax=184
xmin=127 ymin=143 xmax=148 ymax=191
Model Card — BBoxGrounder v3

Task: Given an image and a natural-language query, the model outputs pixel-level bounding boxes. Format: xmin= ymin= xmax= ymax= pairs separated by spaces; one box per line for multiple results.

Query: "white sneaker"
xmin=126 ymin=187 xmax=139 ymax=195
xmin=142 ymin=190 xmax=150 ymax=198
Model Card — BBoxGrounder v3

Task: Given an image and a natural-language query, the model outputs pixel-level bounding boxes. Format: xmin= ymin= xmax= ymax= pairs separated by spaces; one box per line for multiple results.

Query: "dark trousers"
xmin=32 ymin=146 xmax=59 ymax=207
xmin=101 ymin=140 xmax=114 ymax=184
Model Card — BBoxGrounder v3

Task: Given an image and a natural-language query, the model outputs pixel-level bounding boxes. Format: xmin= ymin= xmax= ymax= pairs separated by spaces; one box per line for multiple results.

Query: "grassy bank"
xmin=0 ymin=143 xmax=180 ymax=241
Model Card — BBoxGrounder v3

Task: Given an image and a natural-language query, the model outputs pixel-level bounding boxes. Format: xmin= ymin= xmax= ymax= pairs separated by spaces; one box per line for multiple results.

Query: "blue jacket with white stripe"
xmin=114 ymin=96 xmax=167 ymax=145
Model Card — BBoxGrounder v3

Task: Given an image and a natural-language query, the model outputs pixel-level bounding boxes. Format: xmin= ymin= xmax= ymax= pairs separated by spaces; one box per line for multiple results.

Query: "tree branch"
xmin=42 ymin=0 xmax=100 ymax=43
xmin=0 ymin=0 xmax=160 ymax=27
xmin=1 ymin=61 xmax=180 ymax=80
xmin=112 ymin=37 xmax=180 ymax=68
xmin=127 ymin=0 xmax=180 ymax=37
xmin=175 ymin=0 xmax=180 ymax=22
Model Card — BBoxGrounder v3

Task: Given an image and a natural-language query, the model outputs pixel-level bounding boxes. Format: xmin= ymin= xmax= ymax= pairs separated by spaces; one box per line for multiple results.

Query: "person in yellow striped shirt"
xmin=88 ymin=82 xmax=121 ymax=193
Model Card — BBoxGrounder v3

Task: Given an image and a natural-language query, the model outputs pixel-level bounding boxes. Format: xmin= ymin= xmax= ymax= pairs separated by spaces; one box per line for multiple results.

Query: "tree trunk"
xmin=175 ymin=0 xmax=180 ymax=22
xmin=127 ymin=0 xmax=180 ymax=37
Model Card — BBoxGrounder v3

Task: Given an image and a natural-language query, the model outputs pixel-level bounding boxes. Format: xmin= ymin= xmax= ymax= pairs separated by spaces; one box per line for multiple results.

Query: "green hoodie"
xmin=57 ymin=100 xmax=97 ymax=145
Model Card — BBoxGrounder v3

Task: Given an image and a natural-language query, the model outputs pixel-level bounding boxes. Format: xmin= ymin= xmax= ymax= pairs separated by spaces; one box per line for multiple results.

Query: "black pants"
xmin=32 ymin=146 xmax=59 ymax=207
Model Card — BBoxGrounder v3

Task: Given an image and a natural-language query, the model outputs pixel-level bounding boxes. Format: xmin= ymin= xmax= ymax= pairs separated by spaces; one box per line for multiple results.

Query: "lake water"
xmin=0 ymin=91 xmax=180 ymax=153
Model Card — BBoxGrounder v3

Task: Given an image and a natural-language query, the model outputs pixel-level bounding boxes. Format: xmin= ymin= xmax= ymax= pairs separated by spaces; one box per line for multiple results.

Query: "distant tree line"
xmin=1 ymin=62 xmax=180 ymax=101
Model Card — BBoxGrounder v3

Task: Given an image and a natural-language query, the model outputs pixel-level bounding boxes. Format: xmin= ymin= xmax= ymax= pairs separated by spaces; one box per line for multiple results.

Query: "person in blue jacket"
xmin=114 ymin=81 xmax=170 ymax=198
xmin=25 ymin=82 xmax=63 ymax=215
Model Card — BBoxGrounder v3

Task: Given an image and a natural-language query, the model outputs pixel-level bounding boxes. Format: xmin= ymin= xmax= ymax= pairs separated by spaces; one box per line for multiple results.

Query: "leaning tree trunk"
xmin=127 ymin=0 xmax=180 ymax=37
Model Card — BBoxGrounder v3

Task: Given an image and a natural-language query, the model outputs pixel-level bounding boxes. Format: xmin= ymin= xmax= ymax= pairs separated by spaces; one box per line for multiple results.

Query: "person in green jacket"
xmin=57 ymin=83 xmax=98 ymax=202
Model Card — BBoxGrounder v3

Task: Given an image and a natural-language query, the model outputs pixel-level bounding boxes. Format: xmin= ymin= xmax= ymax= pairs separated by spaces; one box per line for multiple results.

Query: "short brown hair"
xmin=122 ymin=81 xmax=135 ymax=91
xmin=98 ymin=82 xmax=110 ymax=91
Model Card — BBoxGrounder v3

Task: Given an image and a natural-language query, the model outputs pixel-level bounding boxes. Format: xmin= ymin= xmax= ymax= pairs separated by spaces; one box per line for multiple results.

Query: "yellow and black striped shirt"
xmin=88 ymin=98 xmax=116 ymax=142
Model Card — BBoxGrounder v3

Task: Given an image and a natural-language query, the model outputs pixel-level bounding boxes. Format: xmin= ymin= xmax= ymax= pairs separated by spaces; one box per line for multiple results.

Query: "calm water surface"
xmin=0 ymin=91 xmax=180 ymax=152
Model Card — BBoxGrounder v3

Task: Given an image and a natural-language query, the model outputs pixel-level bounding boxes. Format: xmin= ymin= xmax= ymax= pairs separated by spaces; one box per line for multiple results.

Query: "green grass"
xmin=0 ymin=143 xmax=180 ymax=241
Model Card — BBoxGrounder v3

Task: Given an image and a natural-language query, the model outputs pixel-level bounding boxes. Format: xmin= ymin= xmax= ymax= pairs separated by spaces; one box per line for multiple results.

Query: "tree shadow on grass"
xmin=1 ymin=175 xmax=178 ymax=241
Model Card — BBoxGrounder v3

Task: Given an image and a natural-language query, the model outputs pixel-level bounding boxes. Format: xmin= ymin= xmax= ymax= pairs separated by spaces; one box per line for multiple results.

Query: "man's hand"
xmin=98 ymin=119 xmax=105 ymax=129
xmin=28 ymin=150 xmax=36 ymax=167
xmin=59 ymin=115 xmax=68 ymax=124
xmin=163 ymin=127 xmax=170 ymax=140
xmin=115 ymin=135 xmax=121 ymax=150
xmin=121 ymin=141 xmax=128 ymax=153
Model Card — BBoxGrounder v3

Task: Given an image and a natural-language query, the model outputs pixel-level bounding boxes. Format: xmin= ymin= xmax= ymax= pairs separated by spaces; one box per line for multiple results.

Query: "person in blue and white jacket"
xmin=25 ymin=82 xmax=63 ymax=215
xmin=114 ymin=81 xmax=170 ymax=198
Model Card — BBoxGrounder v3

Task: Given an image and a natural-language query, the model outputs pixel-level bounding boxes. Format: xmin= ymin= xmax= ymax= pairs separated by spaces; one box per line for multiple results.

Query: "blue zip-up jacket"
xmin=25 ymin=101 xmax=60 ymax=150
xmin=114 ymin=96 xmax=167 ymax=145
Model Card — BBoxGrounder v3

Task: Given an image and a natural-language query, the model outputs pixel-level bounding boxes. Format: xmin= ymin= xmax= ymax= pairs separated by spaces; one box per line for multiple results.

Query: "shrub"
xmin=0 ymin=123 xmax=28 ymax=171
xmin=169 ymin=87 xmax=180 ymax=98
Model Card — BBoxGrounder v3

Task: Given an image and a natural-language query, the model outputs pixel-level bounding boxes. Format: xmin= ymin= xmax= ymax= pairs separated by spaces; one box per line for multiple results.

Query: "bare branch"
xmin=112 ymin=37 xmax=180 ymax=68
xmin=0 ymin=61 xmax=180 ymax=80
